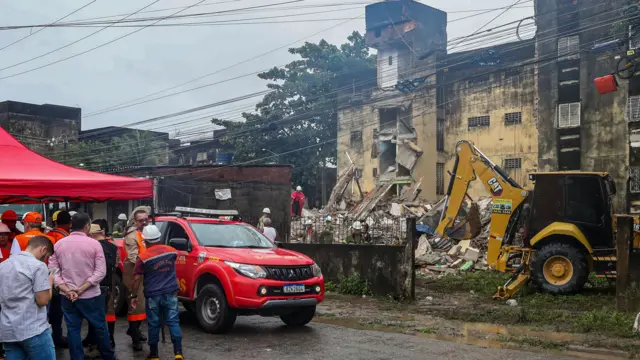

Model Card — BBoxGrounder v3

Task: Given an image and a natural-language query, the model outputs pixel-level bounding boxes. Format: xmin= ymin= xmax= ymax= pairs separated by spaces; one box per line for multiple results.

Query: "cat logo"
xmin=487 ymin=177 xmax=504 ymax=196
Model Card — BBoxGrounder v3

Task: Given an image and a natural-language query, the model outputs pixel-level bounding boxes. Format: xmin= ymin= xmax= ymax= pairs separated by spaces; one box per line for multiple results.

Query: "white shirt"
xmin=263 ymin=227 xmax=277 ymax=242
xmin=9 ymin=238 xmax=20 ymax=256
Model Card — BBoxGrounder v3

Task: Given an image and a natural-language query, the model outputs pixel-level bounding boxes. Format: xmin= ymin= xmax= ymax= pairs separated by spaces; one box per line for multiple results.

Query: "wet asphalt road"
xmin=55 ymin=311 xmax=581 ymax=360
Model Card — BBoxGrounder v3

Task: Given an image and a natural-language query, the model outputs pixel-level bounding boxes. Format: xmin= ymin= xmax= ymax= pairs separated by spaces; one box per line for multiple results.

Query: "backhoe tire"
xmin=530 ymin=242 xmax=589 ymax=295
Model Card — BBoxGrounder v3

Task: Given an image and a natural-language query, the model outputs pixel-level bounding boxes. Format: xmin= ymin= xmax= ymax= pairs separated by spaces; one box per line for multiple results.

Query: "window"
xmin=190 ymin=223 xmax=275 ymax=248
xmin=504 ymin=67 xmax=522 ymax=78
xmin=565 ymin=176 xmax=604 ymax=225
xmin=165 ymin=222 xmax=188 ymax=247
xmin=388 ymin=56 xmax=393 ymax=65
xmin=627 ymin=96 xmax=640 ymax=122
xmin=557 ymin=102 xmax=580 ymax=128
xmin=503 ymin=158 xmax=522 ymax=169
xmin=504 ymin=112 xmax=522 ymax=125
xmin=468 ymin=116 xmax=490 ymax=129
xmin=631 ymin=167 xmax=640 ymax=193
xmin=350 ymin=130 xmax=363 ymax=149
xmin=558 ymin=35 xmax=580 ymax=60
xmin=436 ymin=163 xmax=445 ymax=195
xmin=437 ymin=119 xmax=445 ymax=152
xmin=373 ymin=168 xmax=378 ymax=177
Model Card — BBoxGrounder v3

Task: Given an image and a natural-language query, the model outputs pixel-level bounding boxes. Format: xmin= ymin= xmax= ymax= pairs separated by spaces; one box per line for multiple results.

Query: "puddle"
xmin=314 ymin=317 xmax=631 ymax=360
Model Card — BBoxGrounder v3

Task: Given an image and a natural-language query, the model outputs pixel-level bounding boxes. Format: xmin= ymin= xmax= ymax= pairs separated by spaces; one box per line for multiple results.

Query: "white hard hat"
xmin=118 ymin=213 xmax=127 ymax=221
xmin=325 ymin=216 xmax=332 ymax=222
xmin=352 ymin=221 xmax=362 ymax=230
xmin=304 ymin=218 xmax=313 ymax=225
xmin=142 ymin=224 xmax=162 ymax=243
xmin=262 ymin=208 xmax=271 ymax=214
xmin=69 ymin=211 xmax=77 ymax=216
xmin=296 ymin=186 xmax=302 ymax=191
xmin=0 ymin=223 xmax=9 ymax=233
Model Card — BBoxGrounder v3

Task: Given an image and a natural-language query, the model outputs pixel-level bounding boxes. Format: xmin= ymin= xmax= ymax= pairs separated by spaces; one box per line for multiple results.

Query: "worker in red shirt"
xmin=0 ymin=224 xmax=11 ymax=262
xmin=291 ymin=186 xmax=305 ymax=217
xmin=1 ymin=210 xmax=22 ymax=241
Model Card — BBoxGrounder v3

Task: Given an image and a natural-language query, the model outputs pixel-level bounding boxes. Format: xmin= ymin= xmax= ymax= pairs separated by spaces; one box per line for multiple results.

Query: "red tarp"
xmin=0 ymin=127 xmax=153 ymax=203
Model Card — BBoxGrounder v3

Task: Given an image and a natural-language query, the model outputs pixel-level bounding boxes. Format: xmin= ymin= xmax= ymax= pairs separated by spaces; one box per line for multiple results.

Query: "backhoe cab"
xmin=438 ymin=140 xmax=620 ymax=299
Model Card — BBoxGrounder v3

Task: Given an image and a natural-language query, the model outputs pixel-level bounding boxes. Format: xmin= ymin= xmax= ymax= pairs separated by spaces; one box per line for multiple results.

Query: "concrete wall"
xmin=283 ymin=242 xmax=415 ymax=300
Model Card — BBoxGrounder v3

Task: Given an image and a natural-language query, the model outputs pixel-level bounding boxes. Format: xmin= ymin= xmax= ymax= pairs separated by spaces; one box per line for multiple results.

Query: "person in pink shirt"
xmin=48 ymin=213 xmax=115 ymax=360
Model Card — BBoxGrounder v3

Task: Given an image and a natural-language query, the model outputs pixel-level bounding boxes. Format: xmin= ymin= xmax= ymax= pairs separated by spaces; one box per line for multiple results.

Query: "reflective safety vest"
xmin=47 ymin=228 xmax=69 ymax=244
xmin=15 ymin=230 xmax=53 ymax=251
xmin=122 ymin=230 xmax=146 ymax=260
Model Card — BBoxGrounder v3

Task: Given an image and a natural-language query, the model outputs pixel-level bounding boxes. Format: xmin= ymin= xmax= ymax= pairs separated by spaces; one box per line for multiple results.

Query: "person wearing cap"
xmin=112 ymin=213 xmax=127 ymax=238
xmin=344 ymin=221 xmax=364 ymax=244
xmin=10 ymin=212 xmax=53 ymax=257
xmin=291 ymin=186 xmax=306 ymax=217
xmin=123 ymin=206 xmax=150 ymax=351
xmin=1 ymin=210 xmax=22 ymax=241
xmin=257 ymin=208 xmax=271 ymax=232
xmin=131 ymin=224 xmax=183 ymax=360
xmin=82 ymin=221 xmax=118 ymax=356
xmin=48 ymin=211 xmax=71 ymax=244
xmin=0 ymin=224 xmax=11 ymax=261
xmin=262 ymin=218 xmax=277 ymax=242
xmin=48 ymin=212 xmax=114 ymax=360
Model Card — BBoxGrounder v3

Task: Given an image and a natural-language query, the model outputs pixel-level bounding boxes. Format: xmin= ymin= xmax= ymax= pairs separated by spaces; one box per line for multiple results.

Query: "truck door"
xmin=165 ymin=221 xmax=195 ymax=299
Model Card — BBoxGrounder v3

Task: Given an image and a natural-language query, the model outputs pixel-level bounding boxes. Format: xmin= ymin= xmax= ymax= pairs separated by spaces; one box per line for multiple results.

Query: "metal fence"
xmin=288 ymin=215 xmax=407 ymax=245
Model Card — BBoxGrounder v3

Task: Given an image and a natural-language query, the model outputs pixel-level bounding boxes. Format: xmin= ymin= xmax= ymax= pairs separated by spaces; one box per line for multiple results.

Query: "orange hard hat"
xmin=23 ymin=212 xmax=43 ymax=223
xmin=1 ymin=210 xmax=17 ymax=221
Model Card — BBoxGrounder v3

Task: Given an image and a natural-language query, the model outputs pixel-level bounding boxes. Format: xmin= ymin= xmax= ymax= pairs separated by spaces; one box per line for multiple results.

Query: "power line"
xmin=0 ymin=0 xmax=302 ymax=81
xmin=0 ymin=0 xmax=98 ymax=53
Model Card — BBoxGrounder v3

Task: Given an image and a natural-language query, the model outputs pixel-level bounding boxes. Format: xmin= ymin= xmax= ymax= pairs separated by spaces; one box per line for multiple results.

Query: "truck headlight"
xmin=225 ymin=261 xmax=267 ymax=279
xmin=311 ymin=263 xmax=322 ymax=277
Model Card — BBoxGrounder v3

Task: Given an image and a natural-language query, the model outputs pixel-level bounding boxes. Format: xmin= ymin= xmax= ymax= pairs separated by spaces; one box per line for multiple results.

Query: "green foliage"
xmin=51 ymin=130 xmax=167 ymax=170
xmin=324 ymin=280 xmax=337 ymax=292
xmin=211 ymin=32 xmax=375 ymax=188
xmin=337 ymin=274 xmax=372 ymax=296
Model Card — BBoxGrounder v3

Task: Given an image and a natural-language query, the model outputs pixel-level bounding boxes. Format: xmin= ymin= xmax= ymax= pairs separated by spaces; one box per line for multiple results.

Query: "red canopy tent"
xmin=0 ymin=127 xmax=153 ymax=203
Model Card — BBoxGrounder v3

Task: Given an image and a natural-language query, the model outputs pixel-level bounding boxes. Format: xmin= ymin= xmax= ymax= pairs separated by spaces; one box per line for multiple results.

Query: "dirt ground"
xmin=316 ymin=272 xmax=640 ymax=359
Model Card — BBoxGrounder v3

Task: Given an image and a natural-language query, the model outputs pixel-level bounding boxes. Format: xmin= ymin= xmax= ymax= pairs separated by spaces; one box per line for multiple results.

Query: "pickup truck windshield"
xmin=190 ymin=223 xmax=275 ymax=249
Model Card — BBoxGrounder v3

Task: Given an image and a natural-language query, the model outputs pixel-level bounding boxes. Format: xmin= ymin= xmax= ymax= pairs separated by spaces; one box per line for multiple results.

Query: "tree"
xmin=212 ymin=31 xmax=375 ymax=188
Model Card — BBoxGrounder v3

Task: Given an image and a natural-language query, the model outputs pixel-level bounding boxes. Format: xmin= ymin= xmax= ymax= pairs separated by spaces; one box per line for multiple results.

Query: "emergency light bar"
xmin=174 ymin=206 xmax=239 ymax=216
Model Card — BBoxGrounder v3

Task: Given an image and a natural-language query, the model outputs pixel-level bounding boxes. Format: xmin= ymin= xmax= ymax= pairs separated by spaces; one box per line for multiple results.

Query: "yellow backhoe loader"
xmin=436 ymin=140 xmax=638 ymax=299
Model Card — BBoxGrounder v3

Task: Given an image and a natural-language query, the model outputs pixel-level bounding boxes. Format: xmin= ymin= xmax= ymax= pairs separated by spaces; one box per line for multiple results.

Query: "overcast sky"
xmin=0 ymin=0 xmax=534 ymax=138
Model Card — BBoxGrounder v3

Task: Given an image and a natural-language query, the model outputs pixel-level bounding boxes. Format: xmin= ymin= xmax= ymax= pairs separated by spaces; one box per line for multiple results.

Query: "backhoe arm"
xmin=435 ymin=140 xmax=529 ymax=268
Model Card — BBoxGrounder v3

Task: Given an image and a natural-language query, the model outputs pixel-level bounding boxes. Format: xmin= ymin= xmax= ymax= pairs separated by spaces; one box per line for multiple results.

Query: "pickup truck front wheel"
xmin=280 ymin=305 xmax=316 ymax=327
xmin=196 ymin=284 xmax=236 ymax=334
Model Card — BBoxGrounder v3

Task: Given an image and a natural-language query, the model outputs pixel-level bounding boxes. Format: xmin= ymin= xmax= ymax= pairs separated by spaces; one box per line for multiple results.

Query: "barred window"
xmin=436 ymin=163 xmax=445 ymax=195
xmin=503 ymin=158 xmax=522 ymax=169
xmin=557 ymin=102 xmax=581 ymax=128
xmin=504 ymin=112 xmax=522 ymax=125
xmin=504 ymin=67 xmax=522 ymax=78
xmin=627 ymin=95 xmax=640 ymax=122
xmin=558 ymin=35 xmax=580 ymax=60
xmin=350 ymin=130 xmax=363 ymax=149
xmin=437 ymin=119 xmax=445 ymax=152
xmin=631 ymin=167 xmax=640 ymax=193
xmin=468 ymin=116 xmax=490 ymax=129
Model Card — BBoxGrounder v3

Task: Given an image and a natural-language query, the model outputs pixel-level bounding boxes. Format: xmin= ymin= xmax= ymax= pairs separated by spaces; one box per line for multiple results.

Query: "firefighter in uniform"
xmin=0 ymin=209 xmax=22 ymax=242
xmin=48 ymin=210 xmax=71 ymax=243
xmin=123 ymin=206 xmax=150 ymax=351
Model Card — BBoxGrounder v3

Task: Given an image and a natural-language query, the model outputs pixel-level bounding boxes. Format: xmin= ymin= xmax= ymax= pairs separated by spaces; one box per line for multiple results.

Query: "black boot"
xmin=108 ymin=322 xmax=116 ymax=349
xmin=127 ymin=321 xmax=143 ymax=351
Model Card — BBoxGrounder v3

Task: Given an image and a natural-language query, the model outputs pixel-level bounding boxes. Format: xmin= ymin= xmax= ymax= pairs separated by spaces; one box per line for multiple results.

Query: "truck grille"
xmin=263 ymin=266 xmax=313 ymax=281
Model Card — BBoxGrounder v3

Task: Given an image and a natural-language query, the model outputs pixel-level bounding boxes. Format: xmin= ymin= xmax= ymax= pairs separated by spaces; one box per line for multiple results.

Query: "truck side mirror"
xmin=169 ymin=238 xmax=190 ymax=252
xmin=275 ymin=241 xmax=285 ymax=248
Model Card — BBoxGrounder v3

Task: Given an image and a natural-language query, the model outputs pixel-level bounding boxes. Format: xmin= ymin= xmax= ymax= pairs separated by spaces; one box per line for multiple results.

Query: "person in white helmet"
xmin=319 ymin=216 xmax=334 ymax=244
xmin=344 ymin=221 xmax=364 ymax=244
xmin=257 ymin=208 xmax=271 ymax=232
xmin=291 ymin=186 xmax=305 ymax=217
xmin=112 ymin=213 xmax=128 ymax=238
xmin=130 ymin=225 xmax=183 ymax=360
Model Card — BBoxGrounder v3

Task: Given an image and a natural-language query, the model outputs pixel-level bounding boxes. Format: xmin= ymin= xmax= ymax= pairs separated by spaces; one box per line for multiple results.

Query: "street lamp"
xmin=261 ymin=148 xmax=279 ymax=164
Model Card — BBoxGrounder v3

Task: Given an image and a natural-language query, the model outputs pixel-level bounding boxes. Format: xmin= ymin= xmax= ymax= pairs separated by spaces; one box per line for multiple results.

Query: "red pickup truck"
xmin=114 ymin=210 xmax=324 ymax=333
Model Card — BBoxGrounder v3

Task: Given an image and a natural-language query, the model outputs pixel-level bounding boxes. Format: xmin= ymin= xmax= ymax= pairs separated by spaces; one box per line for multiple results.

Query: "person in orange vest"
xmin=0 ymin=209 xmax=22 ymax=241
xmin=10 ymin=212 xmax=53 ymax=256
xmin=123 ymin=206 xmax=149 ymax=352
xmin=48 ymin=210 xmax=72 ymax=244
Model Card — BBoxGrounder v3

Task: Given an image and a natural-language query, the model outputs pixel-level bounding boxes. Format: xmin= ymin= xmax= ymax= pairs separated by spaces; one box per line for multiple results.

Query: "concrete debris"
xmin=633 ymin=312 xmax=640 ymax=332
xmin=506 ymin=299 xmax=518 ymax=307
xmin=463 ymin=247 xmax=481 ymax=262
xmin=390 ymin=203 xmax=403 ymax=217
xmin=396 ymin=140 xmax=423 ymax=171
xmin=425 ymin=296 xmax=433 ymax=302
xmin=323 ymin=164 xmax=355 ymax=214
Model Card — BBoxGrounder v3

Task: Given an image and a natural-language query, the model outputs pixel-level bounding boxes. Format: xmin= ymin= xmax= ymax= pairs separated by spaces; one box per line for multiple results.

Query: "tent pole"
xmin=151 ymin=177 xmax=158 ymax=225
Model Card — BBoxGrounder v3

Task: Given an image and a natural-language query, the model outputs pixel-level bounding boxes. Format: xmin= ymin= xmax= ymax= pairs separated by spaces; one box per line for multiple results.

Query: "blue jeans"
xmin=4 ymin=329 xmax=55 ymax=360
xmin=61 ymin=295 xmax=115 ymax=360
xmin=146 ymin=293 xmax=183 ymax=355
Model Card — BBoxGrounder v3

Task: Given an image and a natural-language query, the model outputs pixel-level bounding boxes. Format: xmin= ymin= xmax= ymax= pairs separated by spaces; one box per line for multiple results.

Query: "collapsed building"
xmin=336 ymin=0 xmax=633 ymax=214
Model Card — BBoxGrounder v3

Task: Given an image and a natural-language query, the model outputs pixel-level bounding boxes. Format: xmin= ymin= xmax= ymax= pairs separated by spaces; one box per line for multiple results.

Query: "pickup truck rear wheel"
xmin=196 ymin=284 xmax=236 ymax=333
xmin=280 ymin=305 xmax=316 ymax=327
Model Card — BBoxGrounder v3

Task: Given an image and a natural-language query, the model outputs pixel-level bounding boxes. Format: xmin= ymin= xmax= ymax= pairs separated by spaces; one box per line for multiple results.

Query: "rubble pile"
xmin=415 ymin=197 xmax=493 ymax=278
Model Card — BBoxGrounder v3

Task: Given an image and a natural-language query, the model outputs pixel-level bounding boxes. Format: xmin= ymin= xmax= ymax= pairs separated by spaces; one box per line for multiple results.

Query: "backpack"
xmin=99 ymin=240 xmax=118 ymax=288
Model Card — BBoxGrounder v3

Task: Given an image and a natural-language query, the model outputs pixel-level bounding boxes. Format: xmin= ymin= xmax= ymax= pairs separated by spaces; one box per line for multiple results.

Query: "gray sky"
xmin=0 ymin=0 xmax=534 ymax=137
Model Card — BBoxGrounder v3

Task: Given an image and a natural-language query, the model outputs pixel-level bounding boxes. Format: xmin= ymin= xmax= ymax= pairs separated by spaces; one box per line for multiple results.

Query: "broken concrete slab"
xmin=396 ymin=140 xmax=423 ymax=171
xmin=323 ymin=164 xmax=354 ymax=214
xmin=463 ymin=247 xmax=481 ymax=262
xmin=390 ymin=203 xmax=403 ymax=217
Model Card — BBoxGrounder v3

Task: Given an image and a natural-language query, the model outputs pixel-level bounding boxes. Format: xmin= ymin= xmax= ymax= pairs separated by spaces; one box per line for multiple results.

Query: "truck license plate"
xmin=283 ymin=284 xmax=305 ymax=293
